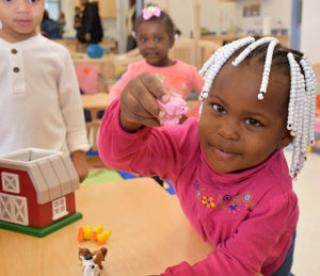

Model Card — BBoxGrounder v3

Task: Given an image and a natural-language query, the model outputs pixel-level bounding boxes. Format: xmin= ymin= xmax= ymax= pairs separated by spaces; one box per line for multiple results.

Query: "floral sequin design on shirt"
xmin=228 ymin=203 xmax=239 ymax=213
xmin=194 ymin=180 xmax=255 ymax=212
xmin=201 ymin=195 xmax=216 ymax=208
xmin=243 ymin=192 xmax=254 ymax=210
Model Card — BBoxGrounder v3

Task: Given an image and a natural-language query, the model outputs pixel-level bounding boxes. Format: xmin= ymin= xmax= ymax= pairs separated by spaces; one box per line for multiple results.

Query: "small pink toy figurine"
xmin=158 ymin=93 xmax=188 ymax=126
xmin=79 ymin=247 xmax=107 ymax=276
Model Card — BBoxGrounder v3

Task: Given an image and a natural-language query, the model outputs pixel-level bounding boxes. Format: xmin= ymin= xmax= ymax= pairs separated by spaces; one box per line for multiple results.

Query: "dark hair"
xmin=134 ymin=8 xmax=176 ymax=39
xmin=42 ymin=10 xmax=49 ymax=21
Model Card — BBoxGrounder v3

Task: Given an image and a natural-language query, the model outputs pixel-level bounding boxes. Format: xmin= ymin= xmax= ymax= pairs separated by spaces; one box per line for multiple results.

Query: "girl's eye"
xmin=211 ymin=103 xmax=225 ymax=114
xmin=154 ymin=36 xmax=161 ymax=43
xmin=245 ymin=118 xmax=262 ymax=127
xmin=139 ymin=37 xmax=147 ymax=43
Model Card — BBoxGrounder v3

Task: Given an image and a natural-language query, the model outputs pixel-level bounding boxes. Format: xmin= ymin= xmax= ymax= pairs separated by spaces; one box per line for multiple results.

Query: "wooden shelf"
xmin=99 ymin=0 xmax=116 ymax=18
xmin=75 ymin=0 xmax=116 ymax=18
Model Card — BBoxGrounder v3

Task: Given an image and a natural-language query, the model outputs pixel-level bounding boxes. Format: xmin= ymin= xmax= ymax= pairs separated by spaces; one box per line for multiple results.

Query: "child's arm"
xmin=71 ymin=150 xmax=89 ymax=182
xmin=99 ymin=73 xmax=191 ymax=180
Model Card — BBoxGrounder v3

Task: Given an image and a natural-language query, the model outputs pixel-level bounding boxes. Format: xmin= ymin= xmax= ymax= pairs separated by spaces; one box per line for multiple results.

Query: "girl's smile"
xmin=208 ymin=144 xmax=241 ymax=162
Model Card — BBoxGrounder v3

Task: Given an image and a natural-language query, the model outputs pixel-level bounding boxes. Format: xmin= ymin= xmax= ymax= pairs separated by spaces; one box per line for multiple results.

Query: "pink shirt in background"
xmin=98 ymin=99 xmax=298 ymax=276
xmin=109 ymin=60 xmax=204 ymax=102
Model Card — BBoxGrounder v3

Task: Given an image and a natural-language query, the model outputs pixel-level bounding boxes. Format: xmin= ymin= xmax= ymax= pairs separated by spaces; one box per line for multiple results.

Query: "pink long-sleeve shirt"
xmin=98 ymin=99 xmax=298 ymax=276
xmin=108 ymin=60 xmax=204 ymax=102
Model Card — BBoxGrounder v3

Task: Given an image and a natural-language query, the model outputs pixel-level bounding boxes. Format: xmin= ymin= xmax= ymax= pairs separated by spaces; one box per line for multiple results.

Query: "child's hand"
xmin=71 ymin=150 xmax=89 ymax=182
xmin=120 ymin=73 xmax=168 ymax=132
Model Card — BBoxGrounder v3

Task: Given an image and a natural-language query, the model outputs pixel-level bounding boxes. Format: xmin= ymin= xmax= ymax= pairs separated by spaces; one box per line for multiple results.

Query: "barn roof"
xmin=0 ymin=148 xmax=79 ymax=204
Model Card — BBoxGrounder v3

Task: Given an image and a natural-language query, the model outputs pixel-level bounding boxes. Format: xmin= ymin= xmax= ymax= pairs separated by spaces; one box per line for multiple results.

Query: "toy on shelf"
xmin=157 ymin=92 xmax=189 ymax=126
xmin=0 ymin=148 xmax=82 ymax=237
xmin=78 ymin=224 xmax=112 ymax=245
xmin=79 ymin=247 xmax=108 ymax=276
xmin=86 ymin=44 xmax=108 ymax=59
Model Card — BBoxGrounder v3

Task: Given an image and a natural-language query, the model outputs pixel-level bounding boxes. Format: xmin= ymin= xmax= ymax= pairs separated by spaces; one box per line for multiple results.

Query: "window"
xmin=0 ymin=193 xmax=28 ymax=225
xmin=1 ymin=172 xmax=20 ymax=194
xmin=45 ymin=0 xmax=60 ymax=20
xmin=52 ymin=197 xmax=68 ymax=221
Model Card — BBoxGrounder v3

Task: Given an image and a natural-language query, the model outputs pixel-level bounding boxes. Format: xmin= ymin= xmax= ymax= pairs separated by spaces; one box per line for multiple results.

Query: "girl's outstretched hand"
xmin=120 ymin=73 xmax=168 ymax=132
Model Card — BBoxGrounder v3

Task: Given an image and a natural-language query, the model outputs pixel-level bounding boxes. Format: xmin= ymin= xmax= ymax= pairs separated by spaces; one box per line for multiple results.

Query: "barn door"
xmin=0 ymin=193 xmax=28 ymax=225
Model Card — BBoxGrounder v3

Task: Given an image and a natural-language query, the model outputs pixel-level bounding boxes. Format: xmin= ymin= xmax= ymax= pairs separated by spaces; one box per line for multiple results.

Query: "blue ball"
xmin=86 ymin=44 xmax=104 ymax=58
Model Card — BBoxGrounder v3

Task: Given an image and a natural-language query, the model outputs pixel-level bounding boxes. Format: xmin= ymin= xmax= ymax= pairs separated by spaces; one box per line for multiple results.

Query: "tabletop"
xmin=81 ymin=93 xmax=110 ymax=111
xmin=0 ymin=178 xmax=212 ymax=276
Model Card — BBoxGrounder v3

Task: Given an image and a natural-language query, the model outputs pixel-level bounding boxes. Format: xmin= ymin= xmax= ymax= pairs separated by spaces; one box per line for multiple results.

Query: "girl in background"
xmin=109 ymin=5 xmax=203 ymax=110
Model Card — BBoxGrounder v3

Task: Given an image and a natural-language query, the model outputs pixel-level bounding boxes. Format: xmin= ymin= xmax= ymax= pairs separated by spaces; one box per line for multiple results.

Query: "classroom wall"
xmin=60 ymin=0 xmax=76 ymax=37
xmin=201 ymin=0 xmax=237 ymax=35
xmin=148 ymin=0 xmax=291 ymax=37
xmin=151 ymin=0 xmax=236 ymax=37
xmin=301 ymin=0 xmax=320 ymax=63
xmin=235 ymin=0 xmax=291 ymax=34
xmin=58 ymin=0 xmax=293 ymax=43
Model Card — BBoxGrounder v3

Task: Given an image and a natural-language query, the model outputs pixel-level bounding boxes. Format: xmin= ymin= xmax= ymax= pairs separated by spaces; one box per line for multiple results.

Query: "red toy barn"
xmin=0 ymin=148 xmax=79 ymax=228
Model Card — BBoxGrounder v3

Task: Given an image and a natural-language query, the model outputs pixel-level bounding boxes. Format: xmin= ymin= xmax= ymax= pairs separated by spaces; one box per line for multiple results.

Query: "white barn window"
xmin=52 ymin=197 xmax=68 ymax=221
xmin=1 ymin=172 xmax=20 ymax=194
xmin=0 ymin=193 xmax=28 ymax=225
xmin=45 ymin=0 xmax=61 ymax=20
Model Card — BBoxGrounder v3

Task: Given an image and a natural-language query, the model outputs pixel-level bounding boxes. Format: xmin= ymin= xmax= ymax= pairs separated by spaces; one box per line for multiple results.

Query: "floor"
xmin=289 ymin=152 xmax=320 ymax=275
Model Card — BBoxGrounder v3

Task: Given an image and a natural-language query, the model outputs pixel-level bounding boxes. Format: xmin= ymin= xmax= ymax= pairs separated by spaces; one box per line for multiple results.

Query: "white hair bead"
xmin=232 ymin=37 xmax=278 ymax=66
xmin=199 ymin=36 xmax=255 ymax=101
xmin=287 ymin=53 xmax=316 ymax=177
xmin=258 ymin=92 xmax=265 ymax=100
xmin=300 ymin=58 xmax=317 ymax=144
xmin=258 ymin=39 xmax=279 ymax=100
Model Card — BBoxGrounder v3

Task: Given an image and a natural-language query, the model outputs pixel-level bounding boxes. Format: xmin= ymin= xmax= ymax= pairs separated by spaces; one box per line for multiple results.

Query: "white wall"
xmin=150 ymin=0 xmax=237 ymax=37
xmin=261 ymin=0 xmax=291 ymax=29
xmin=201 ymin=0 xmax=237 ymax=34
xmin=150 ymin=0 xmax=193 ymax=37
xmin=301 ymin=0 xmax=320 ymax=63
xmin=235 ymin=0 xmax=291 ymax=35
xmin=147 ymin=0 xmax=291 ymax=37
xmin=60 ymin=0 xmax=76 ymax=37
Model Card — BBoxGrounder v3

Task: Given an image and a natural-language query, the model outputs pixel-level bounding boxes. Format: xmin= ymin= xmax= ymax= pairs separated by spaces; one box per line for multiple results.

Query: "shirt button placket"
xmin=12 ymin=48 xmax=20 ymax=73
xmin=11 ymin=47 xmax=26 ymax=95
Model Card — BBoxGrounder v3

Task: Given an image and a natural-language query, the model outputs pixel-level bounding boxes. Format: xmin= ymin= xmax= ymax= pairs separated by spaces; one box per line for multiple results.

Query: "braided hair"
xmin=199 ymin=36 xmax=316 ymax=178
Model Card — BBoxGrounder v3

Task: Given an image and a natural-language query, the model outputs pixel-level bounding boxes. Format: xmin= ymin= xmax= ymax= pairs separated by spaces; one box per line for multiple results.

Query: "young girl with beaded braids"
xmin=108 ymin=5 xmax=203 ymax=106
xmin=98 ymin=36 xmax=316 ymax=275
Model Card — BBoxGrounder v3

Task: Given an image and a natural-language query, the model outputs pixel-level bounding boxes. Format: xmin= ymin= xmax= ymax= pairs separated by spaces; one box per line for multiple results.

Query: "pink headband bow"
xmin=142 ymin=6 xmax=161 ymax=20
